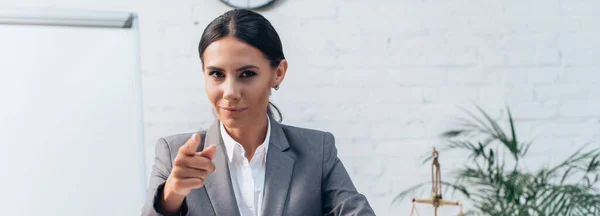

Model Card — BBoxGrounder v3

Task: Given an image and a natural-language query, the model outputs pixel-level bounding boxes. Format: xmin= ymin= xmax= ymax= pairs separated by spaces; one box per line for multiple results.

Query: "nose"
xmin=222 ymin=78 xmax=241 ymax=101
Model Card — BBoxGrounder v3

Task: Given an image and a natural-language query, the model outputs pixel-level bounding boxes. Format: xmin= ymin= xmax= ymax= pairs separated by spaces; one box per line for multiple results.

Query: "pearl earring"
xmin=274 ymin=85 xmax=279 ymax=90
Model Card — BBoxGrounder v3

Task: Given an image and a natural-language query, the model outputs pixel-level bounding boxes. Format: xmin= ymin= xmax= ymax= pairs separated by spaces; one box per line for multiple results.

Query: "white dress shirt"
xmin=220 ymin=117 xmax=270 ymax=216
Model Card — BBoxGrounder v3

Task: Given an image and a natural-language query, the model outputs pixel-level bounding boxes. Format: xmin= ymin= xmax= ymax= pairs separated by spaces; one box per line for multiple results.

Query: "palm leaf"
xmin=506 ymin=106 xmax=520 ymax=159
xmin=392 ymin=182 xmax=430 ymax=204
xmin=395 ymin=105 xmax=600 ymax=215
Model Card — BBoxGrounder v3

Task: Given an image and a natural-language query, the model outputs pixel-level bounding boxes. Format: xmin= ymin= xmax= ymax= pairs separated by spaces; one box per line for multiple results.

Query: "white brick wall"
xmin=3 ymin=0 xmax=600 ymax=215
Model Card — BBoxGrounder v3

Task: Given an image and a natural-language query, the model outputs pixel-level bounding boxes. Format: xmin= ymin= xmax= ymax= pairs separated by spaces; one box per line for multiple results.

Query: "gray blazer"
xmin=141 ymin=118 xmax=375 ymax=216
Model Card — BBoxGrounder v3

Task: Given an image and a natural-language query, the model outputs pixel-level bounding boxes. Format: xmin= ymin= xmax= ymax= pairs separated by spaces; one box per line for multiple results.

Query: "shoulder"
xmin=280 ymin=123 xmax=333 ymax=138
xmin=279 ymin=123 xmax=335 ymax=148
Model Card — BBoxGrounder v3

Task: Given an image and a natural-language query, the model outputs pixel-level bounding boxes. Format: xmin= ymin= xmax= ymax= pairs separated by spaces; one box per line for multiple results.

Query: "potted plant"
xmin=395 ymin=106 xmax=600 ymax=215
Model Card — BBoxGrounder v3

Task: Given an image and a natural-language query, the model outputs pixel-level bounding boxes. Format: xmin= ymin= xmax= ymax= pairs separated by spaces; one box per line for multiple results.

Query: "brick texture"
xmin=3 ymin=0 xmax=600 ymax=214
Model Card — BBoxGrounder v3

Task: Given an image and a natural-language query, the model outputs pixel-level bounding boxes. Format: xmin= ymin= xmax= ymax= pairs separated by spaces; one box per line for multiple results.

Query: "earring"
xmin=274 ymin=85 xmax=279 ymax=90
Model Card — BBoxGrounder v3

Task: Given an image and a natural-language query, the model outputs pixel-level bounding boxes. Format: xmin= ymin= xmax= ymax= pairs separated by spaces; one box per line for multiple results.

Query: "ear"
xmin=272 ymin=59 xmax=288 ymax=88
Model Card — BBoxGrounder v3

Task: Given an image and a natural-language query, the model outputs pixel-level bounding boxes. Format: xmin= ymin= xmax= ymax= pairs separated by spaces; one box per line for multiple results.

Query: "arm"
xmin=322 ymin=132 xmax=376 ymax=216
xmin=141 ymin=138 xmax=189 ymax=216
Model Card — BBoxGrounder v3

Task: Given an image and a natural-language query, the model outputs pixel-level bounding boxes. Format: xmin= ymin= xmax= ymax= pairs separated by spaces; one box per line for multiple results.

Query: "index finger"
xmin=179 ymin=133 xmax=201 ymax=155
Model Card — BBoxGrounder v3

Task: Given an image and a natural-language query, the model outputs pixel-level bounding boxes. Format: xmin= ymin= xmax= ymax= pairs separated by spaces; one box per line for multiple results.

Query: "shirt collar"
xmin=220 ymin=115 xmax=271 ymax=163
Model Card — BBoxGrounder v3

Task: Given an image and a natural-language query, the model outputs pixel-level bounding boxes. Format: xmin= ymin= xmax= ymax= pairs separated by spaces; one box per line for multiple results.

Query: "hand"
xmin=164 ymin=133 xmax=217 ymax=197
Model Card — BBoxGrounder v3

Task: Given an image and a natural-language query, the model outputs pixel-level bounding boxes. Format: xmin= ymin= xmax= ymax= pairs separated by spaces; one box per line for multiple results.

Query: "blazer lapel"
xmin=262 ymin=118 xmax=296 ymax=216
xmin=202 ymin=120 xmax=241 ymax=216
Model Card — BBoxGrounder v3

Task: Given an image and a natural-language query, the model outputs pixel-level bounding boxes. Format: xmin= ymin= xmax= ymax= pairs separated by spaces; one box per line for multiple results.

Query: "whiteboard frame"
xmin=0 ymin=8 xmax=136 ymax=28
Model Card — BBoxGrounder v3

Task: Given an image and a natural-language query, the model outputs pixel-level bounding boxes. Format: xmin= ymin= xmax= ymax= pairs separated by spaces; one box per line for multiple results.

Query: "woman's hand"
xmin=160 ymin=133 xmax=216 ymax=213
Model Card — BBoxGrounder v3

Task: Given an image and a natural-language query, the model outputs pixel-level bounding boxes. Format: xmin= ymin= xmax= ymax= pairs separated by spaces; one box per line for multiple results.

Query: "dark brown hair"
xmin=198 ymin=9 xmax=284 ymax=123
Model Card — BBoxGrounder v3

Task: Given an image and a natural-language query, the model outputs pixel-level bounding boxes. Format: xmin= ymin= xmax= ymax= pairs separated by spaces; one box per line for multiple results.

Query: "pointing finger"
xmin=199 ymin=145 xmax=217 ymax=161
xmin=179 ymin=133 xmax=201 ymax=155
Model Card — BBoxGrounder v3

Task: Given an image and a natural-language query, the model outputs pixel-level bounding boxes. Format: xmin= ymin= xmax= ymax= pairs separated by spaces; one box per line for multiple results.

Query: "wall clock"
xmin=220 ymin=0 xmax=277 ymax=9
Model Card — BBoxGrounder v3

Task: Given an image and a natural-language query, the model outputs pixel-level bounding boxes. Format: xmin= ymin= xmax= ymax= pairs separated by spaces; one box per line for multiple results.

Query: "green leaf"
xmin=394 ymin=104 xmax=600 ymax=215
xmin=441 ymin=129 xmax=466 ymax=138
xmin=392 ymin=182 xmax=430 ymax=204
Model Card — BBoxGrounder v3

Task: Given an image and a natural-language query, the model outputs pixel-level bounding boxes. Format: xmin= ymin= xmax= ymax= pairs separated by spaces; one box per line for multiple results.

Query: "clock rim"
xmin=219 ymin=0 xmax=278 ymax=10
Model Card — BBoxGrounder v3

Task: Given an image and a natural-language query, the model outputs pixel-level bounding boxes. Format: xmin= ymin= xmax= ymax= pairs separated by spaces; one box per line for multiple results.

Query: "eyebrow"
xmin=205 ymin=65 xmax=260 ymax=71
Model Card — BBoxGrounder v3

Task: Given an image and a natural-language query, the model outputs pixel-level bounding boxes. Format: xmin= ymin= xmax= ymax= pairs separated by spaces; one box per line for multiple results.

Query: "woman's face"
xmin=202 ymin=36 xmax=286 ymax=129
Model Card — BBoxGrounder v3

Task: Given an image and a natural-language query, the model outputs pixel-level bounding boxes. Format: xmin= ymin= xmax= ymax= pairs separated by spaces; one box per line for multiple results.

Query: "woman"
xmin=142 ymin=9 xmax=375 ymax=216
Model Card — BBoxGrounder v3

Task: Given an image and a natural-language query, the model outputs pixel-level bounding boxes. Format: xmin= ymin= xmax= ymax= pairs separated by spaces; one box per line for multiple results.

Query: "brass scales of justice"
xmin=410 ymin=148 xmax=464 ymax=216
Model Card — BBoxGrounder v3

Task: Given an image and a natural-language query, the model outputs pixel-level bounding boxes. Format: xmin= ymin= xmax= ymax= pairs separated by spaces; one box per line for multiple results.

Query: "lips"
xmin=221 ymin=107 xmax=247 ymax=112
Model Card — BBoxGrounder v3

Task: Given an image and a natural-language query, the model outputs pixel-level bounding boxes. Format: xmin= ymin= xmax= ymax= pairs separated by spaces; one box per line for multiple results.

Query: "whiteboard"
xmin=0 ymin=9 xmax=146 ymax=215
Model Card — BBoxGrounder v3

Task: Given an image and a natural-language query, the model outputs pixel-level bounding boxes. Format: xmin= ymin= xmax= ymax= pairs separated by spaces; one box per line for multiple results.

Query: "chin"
xmin=219 ymin=116 xmax=243 ymax=128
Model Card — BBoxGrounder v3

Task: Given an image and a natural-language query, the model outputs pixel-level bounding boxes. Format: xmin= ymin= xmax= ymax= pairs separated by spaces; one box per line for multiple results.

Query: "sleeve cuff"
xmin=153 ymin=183 xmax=189 ymax=216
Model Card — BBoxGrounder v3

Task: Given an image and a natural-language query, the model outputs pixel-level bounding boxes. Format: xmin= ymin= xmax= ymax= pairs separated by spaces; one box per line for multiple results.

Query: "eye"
xmin=240 ymin=71 xmax=256 ymax=78
xmin=209 ymin=71 xmax=224 ymax=78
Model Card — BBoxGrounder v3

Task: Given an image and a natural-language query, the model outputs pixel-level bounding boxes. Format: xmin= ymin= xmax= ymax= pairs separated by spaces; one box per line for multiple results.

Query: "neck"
xmin=224 ymin=116 xmax=268 ymax=159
